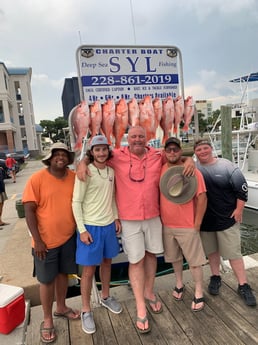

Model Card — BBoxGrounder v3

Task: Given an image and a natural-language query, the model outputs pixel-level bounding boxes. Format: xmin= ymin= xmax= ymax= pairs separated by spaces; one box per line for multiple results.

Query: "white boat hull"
xmin=245 ymin=178 xmax=258 ymax=210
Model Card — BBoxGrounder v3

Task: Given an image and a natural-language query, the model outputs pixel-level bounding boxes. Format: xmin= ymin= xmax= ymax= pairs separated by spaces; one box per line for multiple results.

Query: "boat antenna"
xmin=78 ymin=30 xmax=82 ymax=45
xmin=129 ymin=0 xmax=137 ymax=44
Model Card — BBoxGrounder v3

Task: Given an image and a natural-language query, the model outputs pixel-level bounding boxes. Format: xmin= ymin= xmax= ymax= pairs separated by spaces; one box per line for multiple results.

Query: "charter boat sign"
xmin=76 ymin=45 xmax=184 ymax=104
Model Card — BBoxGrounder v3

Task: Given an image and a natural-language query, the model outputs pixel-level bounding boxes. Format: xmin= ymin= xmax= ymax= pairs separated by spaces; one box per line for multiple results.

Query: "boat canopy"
xmin=229 ymin=72 xmax=258 ymax=83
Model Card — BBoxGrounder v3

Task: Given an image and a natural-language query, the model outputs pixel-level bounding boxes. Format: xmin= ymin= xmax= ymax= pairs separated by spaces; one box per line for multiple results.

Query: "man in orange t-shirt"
xmin=22 ymin=143 xmax=79 ymax=343
xmin=160 ymin=137 xmax=207 ymax=312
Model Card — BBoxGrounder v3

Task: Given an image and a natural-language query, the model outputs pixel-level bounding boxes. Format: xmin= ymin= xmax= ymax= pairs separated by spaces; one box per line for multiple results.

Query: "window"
xmin=0 ymin=101 xmax=4 ymax=123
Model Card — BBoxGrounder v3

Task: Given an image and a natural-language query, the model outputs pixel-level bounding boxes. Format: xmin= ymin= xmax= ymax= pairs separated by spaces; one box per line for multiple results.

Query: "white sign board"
xmin=76 ymin=45 xmax=184 ymax=104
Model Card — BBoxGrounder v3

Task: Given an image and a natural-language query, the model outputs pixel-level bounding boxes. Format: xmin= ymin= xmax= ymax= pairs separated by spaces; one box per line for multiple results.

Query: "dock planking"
xmin=26 ymin=266 xmax=258 ymax=345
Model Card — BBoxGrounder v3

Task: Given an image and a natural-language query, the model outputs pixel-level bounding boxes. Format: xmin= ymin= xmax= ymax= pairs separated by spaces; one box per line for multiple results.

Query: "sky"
xmin=1 ymin=0 xmax=258 ymax=124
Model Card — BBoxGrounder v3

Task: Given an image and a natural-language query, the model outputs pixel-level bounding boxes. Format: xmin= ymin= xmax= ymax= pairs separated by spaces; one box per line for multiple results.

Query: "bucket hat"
xmin=42 ymin=142 xmax=75 ymax=166
xmin=90 ymin=135 xmax=109 ymax=149
xmin=160 ymin=166 xmax=197 ymax=204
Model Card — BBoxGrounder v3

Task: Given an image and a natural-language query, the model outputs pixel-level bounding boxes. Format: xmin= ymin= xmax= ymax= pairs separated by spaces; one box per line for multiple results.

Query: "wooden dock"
xmin=26 ymin=263 xmax=258 ymax=345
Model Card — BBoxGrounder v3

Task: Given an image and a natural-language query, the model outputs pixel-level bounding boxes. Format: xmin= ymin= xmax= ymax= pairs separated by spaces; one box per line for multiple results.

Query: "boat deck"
xmin=26 ymin=263 xmax=258 ymax=345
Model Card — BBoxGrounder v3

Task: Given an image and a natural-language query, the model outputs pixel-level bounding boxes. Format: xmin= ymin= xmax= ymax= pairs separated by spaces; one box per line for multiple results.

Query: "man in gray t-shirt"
xmin=194 ymin=139 xmax=256 ymax=307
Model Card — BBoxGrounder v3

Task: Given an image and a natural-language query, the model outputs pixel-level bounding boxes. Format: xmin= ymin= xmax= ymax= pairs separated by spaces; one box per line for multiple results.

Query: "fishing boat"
xmin=208 ymin=72 xmax=258 ymax=211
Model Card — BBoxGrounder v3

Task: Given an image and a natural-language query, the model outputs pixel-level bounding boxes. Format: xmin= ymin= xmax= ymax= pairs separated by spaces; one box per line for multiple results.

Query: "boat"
xmin=67 ymin=239 xmax=182 ymax=298
xmin=207 ymin=72 xmax=258 ymax=211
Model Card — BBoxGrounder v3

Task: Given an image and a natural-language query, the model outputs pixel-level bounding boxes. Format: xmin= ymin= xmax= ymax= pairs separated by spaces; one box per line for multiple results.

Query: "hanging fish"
xmin=90 ymin=100 xmax=102 ymax=137
xmin=152 ymin=97 xmax=163 ymax=130
xmin=173 ymin=96 xmax=184 ymax=134
xmin=72 ymin=101 xmax=91 ymax=152
xmin=182 ymin=96 xmax=195 ymax=132
xmin=128 ymin=98 xmax=140 ymax=127
xmin=113 ymin=98 xmax=129 ymax=148
xmin=160 ymin=96 xmax=175 ymax=145
xmin=139 ymin=95 xmax=156 ymax=142
xmin=101 ymin=98 xmax=116 ymax=145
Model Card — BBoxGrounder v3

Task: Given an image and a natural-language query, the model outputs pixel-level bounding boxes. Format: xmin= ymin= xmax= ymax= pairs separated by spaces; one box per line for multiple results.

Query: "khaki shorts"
xmin=200 ymin=223 xmax=242 ymax=260
xmin=163 ymin=226 xmax=206 ymax=266
xmin=120 ymin=217 xmax=164 ymax=264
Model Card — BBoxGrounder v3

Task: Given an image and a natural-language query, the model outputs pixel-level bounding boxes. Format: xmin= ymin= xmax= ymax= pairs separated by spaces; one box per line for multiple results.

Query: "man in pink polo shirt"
xmin=77 ymin=126 xmax=194 ymax=333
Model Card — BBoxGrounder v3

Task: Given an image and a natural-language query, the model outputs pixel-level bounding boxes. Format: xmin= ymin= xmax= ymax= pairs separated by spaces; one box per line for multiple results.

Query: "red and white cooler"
xmin=0 ymin=284 xmax=25 ymax=334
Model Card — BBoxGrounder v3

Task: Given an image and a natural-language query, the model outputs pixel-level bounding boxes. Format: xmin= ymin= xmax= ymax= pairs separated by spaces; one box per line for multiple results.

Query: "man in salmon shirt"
xmin=22 ymin=143 xmax=80 ymax=344
xmin=77 ymin=126 xmax=195 ymax=333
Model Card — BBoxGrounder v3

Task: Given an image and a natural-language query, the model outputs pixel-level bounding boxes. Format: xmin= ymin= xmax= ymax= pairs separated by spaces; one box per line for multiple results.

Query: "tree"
xmin=40 ymin=117 xmax=68 ymax=142
xmin=197 ymin=112 xmax=208 ymax=134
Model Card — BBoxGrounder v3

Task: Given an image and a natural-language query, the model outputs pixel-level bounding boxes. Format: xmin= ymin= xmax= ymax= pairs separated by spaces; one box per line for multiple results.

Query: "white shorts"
xmin=120 ymin=216 xmax=164 ymax=264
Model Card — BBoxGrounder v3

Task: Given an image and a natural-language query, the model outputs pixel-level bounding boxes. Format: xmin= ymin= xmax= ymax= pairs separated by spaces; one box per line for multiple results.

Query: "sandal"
xmin=172 ymin=285 xmax=185 ymax=301
xmin=191 ymin=296 xmax=205 ymax=312
xmin=40 ymin=321 xmax=57 ymax=344
xmin=145 ymin=295 xmax=163 ymax=314
xmin=54 ymin=308 xmax=80 ymax=320
xmin=136 ymin=316 xmax=151 ymax=334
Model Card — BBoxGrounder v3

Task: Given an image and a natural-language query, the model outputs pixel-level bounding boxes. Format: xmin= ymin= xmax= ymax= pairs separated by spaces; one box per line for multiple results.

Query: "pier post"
xmin=221 ymin=105 xmax=232 ymax=161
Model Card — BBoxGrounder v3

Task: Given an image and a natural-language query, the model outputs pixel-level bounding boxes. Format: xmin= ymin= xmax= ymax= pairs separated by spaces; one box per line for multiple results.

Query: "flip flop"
xmin=136 ymin=316 xmax=151 ymax=334
xmin=173 ymin=285 xmax=185 ymax=301
xmin=145 ymin=295 xmax=163 ymax=314
xmin=40 ymin=321 xmax=57 ymax=344
xmin=54 ymin=308 xmax=80 ymax=320
xmin=191 ymin=296 xmax=205 ymax=312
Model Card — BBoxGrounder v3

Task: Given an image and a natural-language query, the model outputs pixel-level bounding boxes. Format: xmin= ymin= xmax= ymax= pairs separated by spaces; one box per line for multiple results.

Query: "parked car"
xmin=0 ymin=153 xmax=23 ymax=179
xmin=0 ymin=159 xmax=20 ymax=179
xmin=0 ymin=159 xmax=10 ymax=179
xmin=0 ymin=152 xmax=25 ymax=165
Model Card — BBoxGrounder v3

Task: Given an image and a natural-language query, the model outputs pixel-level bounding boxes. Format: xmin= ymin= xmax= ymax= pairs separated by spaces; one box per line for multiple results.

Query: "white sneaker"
xmin=81 ymin=311 xmax=96 ymax=334
xmin=100 ymin=296 xmax=122 ymax=314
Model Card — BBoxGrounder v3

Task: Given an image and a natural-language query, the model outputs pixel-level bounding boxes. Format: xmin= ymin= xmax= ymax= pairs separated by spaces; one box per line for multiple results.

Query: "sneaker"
xmin=238 ymin=283 xmax=257 ymax=306
xmin=100 ymin=296 xmax=122 ymax=314
xmin=81 ymin=311 xmax=96 ymax=334
xmin=208 ymin=275 xmax=221 ymax=295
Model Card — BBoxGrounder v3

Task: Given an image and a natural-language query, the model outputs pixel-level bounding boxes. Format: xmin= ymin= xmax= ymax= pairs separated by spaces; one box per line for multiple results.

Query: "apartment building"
xmin=195 ymin=99 xmax=213 ymax=119
xmin=0 ymin=62 xmax=40 ymax=155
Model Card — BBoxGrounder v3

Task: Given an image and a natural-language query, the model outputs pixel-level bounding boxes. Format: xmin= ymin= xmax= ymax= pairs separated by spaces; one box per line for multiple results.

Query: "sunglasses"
xmin=129 ymin=152 xmax=146 ymax=182
xmin=165 ymin=146 xmax=181 ymax=153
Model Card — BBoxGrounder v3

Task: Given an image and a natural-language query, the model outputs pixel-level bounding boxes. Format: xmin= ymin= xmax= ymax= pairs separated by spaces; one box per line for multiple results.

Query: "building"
xmin=61 ymin=77 xmax=80 ymax=120
xmin=0 ymin=62 xmax=40 ymax=156
xmin=195 ymin=99 xmax=213 ymax=119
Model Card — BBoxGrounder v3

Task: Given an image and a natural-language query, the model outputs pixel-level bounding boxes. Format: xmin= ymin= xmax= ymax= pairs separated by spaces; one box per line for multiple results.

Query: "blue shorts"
xmin=76 ymin=222 xmax=120 ymax=266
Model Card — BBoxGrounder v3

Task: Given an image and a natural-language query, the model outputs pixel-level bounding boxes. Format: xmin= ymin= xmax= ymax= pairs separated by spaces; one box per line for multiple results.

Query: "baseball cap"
xmin=90 ymin=135 xmax=109 ymax=149
xmin=193 ymin=139 xmax=212 ymax=150
xmin=164 ymin=137 xmax=181 ymax=149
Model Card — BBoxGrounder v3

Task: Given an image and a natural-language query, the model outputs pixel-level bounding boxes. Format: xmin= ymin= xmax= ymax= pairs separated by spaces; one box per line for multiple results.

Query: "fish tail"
xmin=162 ymin=135 xmax=168 ymax=145
xmin=182 ymin=124 xmax=189 ymax=132
xmin=73 ymin=141 xmax=82 ymax=151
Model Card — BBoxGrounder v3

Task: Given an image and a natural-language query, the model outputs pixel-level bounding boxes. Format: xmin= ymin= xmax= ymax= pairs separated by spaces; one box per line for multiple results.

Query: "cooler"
xmin=0 ymin=284 xmax=25 ymax=334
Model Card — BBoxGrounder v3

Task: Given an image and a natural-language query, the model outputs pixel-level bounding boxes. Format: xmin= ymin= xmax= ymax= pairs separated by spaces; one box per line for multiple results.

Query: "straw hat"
xmin=160 ymin=166 xmax=197 ymax=204
xmin=42 ymin=142 xmax=75 ymax=166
